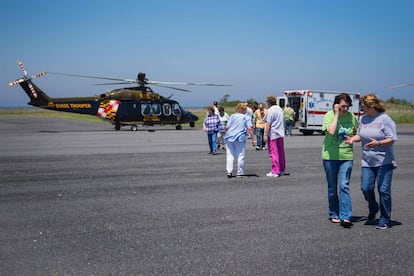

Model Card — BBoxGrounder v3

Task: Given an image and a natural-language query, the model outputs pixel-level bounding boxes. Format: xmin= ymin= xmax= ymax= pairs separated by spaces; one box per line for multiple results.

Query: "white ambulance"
xmin=277 ymin=90 xmax=362 ymax=135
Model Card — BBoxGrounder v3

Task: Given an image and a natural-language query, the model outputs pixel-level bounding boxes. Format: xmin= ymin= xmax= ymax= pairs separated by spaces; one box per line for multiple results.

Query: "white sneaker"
xmin=266 ymin=172 xmax=279 ymax=177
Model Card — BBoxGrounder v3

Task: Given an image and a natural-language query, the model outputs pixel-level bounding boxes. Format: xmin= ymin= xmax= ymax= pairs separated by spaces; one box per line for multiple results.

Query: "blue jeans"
xmin=361 ymin=164 xmax=394 ymax=225
xmin=323 ymin=160 xmax=353 ymax=220
xmin=207 ymin=132 xmax=218 ymax=153
xmin=285 ymin=120 xmax=293 ymax=136
xmin=256 ymin=128 xmax=264 ymax=149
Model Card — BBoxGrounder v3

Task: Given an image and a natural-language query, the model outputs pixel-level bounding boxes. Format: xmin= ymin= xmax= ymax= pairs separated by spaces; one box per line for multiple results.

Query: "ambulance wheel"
xmin=302 ymin=130 xmax=314 ymax=136
xmin=190 ymin=122 xmax=195 ymax=127
xmin=130 ymin=125 xmax=138 ymax=131
xmin=115 ymin=124 xmax=121 ymax=131
xmin=176 ymin=125 xmax=182 ymax=130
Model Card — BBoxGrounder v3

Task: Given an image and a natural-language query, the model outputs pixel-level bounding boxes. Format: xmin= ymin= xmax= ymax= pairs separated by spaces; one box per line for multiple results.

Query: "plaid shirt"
xmin=203 ymin=114 xmax=222 ymax=133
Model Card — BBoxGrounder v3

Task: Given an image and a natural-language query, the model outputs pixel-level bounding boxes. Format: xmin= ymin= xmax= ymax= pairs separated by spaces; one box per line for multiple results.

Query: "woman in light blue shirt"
xmin=224 ymin=103 xmax=255 ymax=177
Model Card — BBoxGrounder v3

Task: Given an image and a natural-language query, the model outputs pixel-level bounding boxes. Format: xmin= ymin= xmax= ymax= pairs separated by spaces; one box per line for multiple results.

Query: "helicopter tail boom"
xmin=18 ymin=80 xmax=52 ymax=107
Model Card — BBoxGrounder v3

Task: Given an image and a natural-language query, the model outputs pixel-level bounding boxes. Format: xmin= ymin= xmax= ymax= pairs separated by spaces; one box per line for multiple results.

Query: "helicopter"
xmin=7 ymin=60 xmax=231 ymax=131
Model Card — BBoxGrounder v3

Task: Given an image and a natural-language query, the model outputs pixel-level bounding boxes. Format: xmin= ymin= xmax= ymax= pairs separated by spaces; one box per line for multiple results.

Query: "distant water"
xmin=0 ymin=106 xmax=32 ymax=109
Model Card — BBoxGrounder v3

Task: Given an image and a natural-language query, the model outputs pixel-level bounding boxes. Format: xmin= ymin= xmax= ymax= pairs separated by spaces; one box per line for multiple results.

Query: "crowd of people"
xmin=203 ymin=92 xmax=398 ymax=230
xmin=203 ymin=95 xmax=288 ymax=178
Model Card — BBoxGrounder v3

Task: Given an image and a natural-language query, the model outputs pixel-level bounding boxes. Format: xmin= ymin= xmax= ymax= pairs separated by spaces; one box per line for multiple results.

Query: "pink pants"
xmin=268 ymin=138 xmax=286 ymax=174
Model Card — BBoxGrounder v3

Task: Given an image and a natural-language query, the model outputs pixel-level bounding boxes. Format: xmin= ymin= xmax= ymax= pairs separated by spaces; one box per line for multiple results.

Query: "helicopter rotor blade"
xmin=93 ymin=82 xmax=134 ymax=86
xmin=18 ymin=60 xmax=28 ymax=76
xmin=148 ymin=80 xmax=232 ymax=87
xmin=190 ymin=83 xmax=233 ymax=87
xmin=47 ymin=72 xmax=136 ymax=83
xmin=152 ymin=84 xmax=191 ymax=92
xmin=8 ymin=78 xmax=25 ymax=87
xmin=389 ymin=83 xmax=414 ymax=89
xmin=47 ymin=71 xmax=231 ymax=91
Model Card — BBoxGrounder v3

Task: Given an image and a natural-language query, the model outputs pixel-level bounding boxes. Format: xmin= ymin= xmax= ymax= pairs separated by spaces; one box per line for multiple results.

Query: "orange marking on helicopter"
xmin=54 ymin=103 xmax=92 ymax=109
xmin=70 ymin=103 xmax=91 ymax=108
xmin=56 ymin=103 xmax=70 ymax=108
xmin=143 ymin=116 xmax=160 ymax=122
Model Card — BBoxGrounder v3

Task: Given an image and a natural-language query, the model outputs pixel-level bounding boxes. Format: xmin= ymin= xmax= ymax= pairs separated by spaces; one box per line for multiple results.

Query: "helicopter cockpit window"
xmin=142 ymin=104 xmax=152 ymax=116
xmin=163 ymin=104 xmax=171 ymax=116
xmin=152 ymin=104 xmax=161 ymax=116
xmin=172 ymin=103 xmax=181 ymax=116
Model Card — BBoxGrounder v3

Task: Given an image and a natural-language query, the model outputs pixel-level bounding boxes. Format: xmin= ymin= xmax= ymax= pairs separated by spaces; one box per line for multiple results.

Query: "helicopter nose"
xmin=185 ymin=111 xmax=198 ymax=121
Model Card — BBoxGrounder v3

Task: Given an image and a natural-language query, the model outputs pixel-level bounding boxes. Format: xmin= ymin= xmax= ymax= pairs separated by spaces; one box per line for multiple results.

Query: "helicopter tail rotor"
xmin=7 ymin=60 xmax=47 ymax=99
xmin=7 ymin=60 xmax=47 ymax=87
xmin=7 ymin=60 xmax=52 ymax=105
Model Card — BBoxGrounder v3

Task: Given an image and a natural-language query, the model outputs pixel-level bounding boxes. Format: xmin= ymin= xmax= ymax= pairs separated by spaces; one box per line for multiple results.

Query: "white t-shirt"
xmin=358 ymin=113 xmax=397 ymax=167
xmin=264 ymin=105 xmax=285 ymax=139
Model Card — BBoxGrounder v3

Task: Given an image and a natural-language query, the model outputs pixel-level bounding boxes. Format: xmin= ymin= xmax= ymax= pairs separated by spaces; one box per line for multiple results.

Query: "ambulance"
xmin=277 ymin=90 xmax=362 ymax=135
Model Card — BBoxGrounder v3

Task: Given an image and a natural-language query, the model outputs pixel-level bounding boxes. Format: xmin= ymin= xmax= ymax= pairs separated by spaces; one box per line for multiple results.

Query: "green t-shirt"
xmin=322 ymin=111 xmax=358 ymax=160
xmin=283 ymin=107 xmax=295 ymax=121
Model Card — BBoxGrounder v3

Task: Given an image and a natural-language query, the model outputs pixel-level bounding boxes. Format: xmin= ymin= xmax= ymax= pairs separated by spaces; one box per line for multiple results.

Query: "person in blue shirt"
xmin=224 ymin=103 xmax=255 ymax=177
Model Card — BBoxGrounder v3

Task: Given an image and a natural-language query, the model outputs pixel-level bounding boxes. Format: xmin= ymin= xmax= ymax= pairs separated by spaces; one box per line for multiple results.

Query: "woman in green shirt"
xmin=322 ymin=93 xmax=358 ymax=228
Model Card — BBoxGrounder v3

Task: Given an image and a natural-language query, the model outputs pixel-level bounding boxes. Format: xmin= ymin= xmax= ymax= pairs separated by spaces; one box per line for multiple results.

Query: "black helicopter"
xmin=8 ymin=60 xmax=231 ymax=131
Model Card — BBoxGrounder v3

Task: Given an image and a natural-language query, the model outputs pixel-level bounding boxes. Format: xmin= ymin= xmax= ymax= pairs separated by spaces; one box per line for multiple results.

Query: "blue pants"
xmin=256 ymin=128 xmax=264 ymax=149
xmin=285 ymin=120 xmax=293 ymax=136
xmin=207 ymin=132 xmax=218 ymax=153
xmin=361 ymin=164 xmax=394 ymax=225
xmin=323 ymin=160 xmax=353 ymax=221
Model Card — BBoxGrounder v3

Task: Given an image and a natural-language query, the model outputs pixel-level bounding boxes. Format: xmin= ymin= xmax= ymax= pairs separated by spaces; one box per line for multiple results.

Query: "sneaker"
xmin=266 ymin=172 xmax=279 ymax=177
xmin=212 ymin=152 xmax=217 ymax=155
xmin=279 ymin=171 xmax=290 ymax=176
xmin=376 ymin=223 xmax=389 ymax=230
xmin=227 ymin=173 xmax=233 ymax=178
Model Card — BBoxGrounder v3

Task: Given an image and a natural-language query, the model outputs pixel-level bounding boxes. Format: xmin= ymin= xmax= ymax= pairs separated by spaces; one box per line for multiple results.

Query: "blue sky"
xmin=1 ymin=0 xmax=413 ymax=108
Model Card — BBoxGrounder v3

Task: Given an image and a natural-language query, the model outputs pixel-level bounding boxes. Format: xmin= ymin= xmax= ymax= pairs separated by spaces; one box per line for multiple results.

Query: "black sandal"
xmin=341 ymin=220 xmax=353 ymax=228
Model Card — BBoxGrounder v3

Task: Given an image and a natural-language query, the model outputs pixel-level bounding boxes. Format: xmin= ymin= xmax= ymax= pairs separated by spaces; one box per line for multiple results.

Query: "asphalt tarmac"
xmin=1 ymin=116 xmax=414 ymax=275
